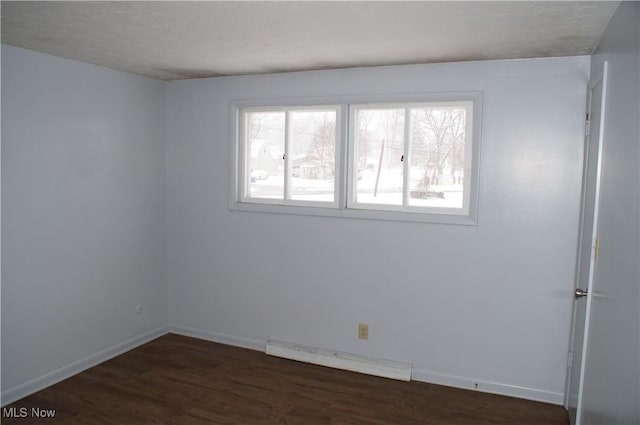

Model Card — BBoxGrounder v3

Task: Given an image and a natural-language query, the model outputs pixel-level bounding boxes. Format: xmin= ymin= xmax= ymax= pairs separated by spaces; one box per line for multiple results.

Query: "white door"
xmin=565 ymin=62 xmax=608 ymax=425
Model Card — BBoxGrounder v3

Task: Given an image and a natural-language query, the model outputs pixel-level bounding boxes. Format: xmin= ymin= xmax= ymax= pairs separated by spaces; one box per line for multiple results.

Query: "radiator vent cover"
xmin=265 ymin=339 xmax=412 ymax=381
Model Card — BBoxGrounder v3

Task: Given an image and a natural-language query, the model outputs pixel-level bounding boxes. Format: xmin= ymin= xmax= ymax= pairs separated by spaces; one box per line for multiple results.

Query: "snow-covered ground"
xmin=249 ymin=170 xmax=464 ymax=209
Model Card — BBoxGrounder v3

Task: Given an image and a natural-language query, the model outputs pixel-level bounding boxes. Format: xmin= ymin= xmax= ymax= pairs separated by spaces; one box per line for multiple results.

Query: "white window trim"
xmin=229 ymin=92 xmax=482 ymax=225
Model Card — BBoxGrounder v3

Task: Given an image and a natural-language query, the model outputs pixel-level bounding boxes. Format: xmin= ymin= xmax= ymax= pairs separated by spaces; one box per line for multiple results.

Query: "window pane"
xmin=289 ymin=110 xmax=336 ymax=203
xmin=354 ymin=109 xmax=405 ymax=206
xmin=408 ymin=107 xmax=466 ymax=209
xmin=245 ymin=111 xmax=285 ymax=200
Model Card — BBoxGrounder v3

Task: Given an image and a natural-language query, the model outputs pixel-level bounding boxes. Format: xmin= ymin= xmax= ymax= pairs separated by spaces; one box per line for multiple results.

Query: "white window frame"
xmin=238 ymin=105 xmax=342 ymax=209
xmin=348 ymin=101 xmax=474 ymax=216
xmin=229 ymin=92 xmax=482 ymax=225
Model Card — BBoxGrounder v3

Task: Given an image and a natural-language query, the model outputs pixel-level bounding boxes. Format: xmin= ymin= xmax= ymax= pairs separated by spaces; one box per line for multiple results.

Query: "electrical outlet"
xmin=358 ymin=323 xmax=369 ymax=340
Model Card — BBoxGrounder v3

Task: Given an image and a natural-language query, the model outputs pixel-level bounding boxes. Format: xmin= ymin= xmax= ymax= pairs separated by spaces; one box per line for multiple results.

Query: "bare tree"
xmin=309 ymin=115 xmax=336 ymax=173
xmin=247 ymin=113 xmax=267 ymax=142
xmin=381 ymin=109 xmax=405 ymax=169
xmin=411 ymin=108 xmax=466 ymax=191
xmin=357 ymin=112 xmax=373 ymax=169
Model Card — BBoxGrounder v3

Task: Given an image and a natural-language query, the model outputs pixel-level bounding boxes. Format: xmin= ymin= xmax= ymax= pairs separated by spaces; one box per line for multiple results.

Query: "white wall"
xmin=1 ymin=45 xmax=593 ymax=407
xmin=1 ymin=45 xmax=168 ymax=403
xmin=581 ymin=3 xmax=640 ymax=423
xmin=166 ymin=56 xmax=589 ymax=404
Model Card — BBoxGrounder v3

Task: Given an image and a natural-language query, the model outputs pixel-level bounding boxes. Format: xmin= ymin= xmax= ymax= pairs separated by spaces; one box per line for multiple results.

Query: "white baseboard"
xmin=169 ymin=325 xmax=563 ymax=405
xmin=411 ymin=368 xmax=564 ymax=405
xmin=266 ymin=339 xmax=412 ymax=381
xmin=1 ymin=324 xmax=563 ymax=408
xmin=168 ymin=324 xmax=265 ymax=352
xmin=1 ymin=325 xmax=168 ymax=407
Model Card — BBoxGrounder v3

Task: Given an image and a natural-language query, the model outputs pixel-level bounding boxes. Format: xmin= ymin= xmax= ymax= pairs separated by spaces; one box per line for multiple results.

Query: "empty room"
xmin=1 ymin=1 xmax=639 ymax=424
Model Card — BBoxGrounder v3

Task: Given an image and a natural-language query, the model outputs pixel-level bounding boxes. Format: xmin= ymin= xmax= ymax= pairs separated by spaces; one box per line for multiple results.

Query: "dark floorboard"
xmin=3 ymin=334 xmax=569 ymax=424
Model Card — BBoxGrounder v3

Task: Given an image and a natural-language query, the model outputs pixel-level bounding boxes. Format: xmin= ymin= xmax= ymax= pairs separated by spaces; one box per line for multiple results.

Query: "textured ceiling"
xmin=1 ymin=1 xmax=618 ymax=80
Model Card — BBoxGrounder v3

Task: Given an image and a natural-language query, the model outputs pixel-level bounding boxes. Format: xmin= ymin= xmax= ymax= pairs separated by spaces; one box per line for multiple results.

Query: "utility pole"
xmin=373 ymin=138 xmax=385 ymax=197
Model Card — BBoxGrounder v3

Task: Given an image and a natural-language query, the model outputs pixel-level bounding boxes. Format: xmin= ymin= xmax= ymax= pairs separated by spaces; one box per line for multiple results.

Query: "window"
xmin=350 ymin=102 xmax=473 ymax=215
xmin=241 ymin=107 xmax=340 ymax=207
xmin=231 ymin=93 xmax=481 ymax=225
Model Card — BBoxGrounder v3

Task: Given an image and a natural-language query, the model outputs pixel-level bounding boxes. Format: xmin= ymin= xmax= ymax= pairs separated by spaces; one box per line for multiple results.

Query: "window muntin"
xmin=349 ymin=102 xmax=473 ymax=215
xmin=241 ymin=107 xmax=339 ymax=207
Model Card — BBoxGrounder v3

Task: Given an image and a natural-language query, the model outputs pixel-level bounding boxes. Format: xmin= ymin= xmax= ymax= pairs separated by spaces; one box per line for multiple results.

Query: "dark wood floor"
xmin=3 ymin=334 xmax=568 ymax=424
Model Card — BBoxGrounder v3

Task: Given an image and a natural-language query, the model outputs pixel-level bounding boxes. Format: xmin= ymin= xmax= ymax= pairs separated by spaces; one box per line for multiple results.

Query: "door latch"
xmin=575 ymin=288 xmax=588 ymax=299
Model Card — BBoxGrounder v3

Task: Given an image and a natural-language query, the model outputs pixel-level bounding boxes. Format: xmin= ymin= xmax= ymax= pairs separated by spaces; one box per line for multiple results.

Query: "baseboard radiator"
xmin=265 ymin=339 xmax=412 ymax=381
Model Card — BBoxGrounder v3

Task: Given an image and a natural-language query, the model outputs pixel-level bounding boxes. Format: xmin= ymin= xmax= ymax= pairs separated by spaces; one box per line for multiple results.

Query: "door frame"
xmin=564 ymin=61 xmax=608 ymax=424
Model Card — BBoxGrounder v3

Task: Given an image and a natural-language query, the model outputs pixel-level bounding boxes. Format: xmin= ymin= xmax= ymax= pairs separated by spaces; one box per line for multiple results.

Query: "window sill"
xmin=230 ymin=201 xmax=478 ymax=226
